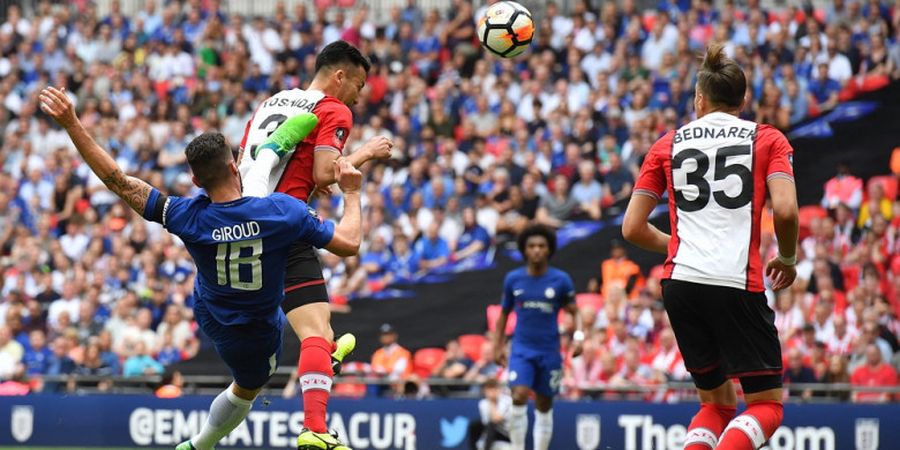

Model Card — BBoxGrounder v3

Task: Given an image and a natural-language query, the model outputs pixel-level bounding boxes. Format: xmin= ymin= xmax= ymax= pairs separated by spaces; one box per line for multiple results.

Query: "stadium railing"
xmin=25 ymin=373 xmax=900 ymax=403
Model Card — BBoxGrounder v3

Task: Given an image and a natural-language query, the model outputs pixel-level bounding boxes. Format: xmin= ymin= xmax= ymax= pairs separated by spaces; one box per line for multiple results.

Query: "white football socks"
xmin=509 ymin=404 xmax=528 ymax=450
xmin=533 ymin=409 xmax=553 ymax=450
xmin=191 ymin=386 xmax=254 ymax=450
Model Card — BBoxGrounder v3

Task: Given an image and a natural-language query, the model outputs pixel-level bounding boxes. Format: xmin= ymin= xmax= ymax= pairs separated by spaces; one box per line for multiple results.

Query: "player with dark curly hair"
xmin=492 ymin=224 xmax=584 ymax=450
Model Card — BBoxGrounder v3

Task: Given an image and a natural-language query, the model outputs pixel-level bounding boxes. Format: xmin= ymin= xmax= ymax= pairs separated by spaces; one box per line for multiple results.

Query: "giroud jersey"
xmin=634 ymin=112 xmax=795 ymax=292
xmin=238 ymin=88 xmax=353 ymax=202
xmin=500 ymin=266 xmax=575 ymax=353
xmin=143 ymin=189 xmax=334 ymax=327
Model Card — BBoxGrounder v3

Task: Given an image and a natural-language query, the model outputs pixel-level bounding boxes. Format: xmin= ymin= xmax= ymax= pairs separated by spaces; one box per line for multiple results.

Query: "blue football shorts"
xmin=194 ymin=300 xmax=284 ymax=390
xmin=507 ymin=347 xmax=563 ymax=397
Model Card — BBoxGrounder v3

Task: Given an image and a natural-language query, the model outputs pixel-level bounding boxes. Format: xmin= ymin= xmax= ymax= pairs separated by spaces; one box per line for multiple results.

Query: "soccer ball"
xmin=477 ymin=1 xmax=534 ymax=58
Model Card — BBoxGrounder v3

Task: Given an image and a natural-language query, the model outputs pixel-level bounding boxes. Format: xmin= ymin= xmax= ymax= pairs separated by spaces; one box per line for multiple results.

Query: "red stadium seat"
xmin=486 ymin=305 xmax=517 ymax=335
xmin=576 ymin=293 xmax=604 ymax=310
xmin=413 ymin=348 xmax=446 ymax=379
xmin=332 ymin=381 xmax=366 ymax=398
xmin=457 ymin=334 xmax=486 ymax=362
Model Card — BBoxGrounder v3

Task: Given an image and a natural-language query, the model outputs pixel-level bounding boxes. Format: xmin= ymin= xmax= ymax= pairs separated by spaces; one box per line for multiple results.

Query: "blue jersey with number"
xmin=143 ymin=190 xmax=334 ymax=327
xmin=500 ymin=267 xmax=575 ymax=354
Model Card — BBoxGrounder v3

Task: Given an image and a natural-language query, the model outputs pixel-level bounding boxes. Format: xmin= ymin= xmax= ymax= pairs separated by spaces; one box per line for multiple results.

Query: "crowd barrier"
xmin=1 ymin=394 xmax=896 ymax=449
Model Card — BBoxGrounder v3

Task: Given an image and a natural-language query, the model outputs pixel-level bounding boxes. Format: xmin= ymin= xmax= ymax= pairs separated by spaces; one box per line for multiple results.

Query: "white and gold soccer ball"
xmin=477 ymin=1 xmax=535 ymax=58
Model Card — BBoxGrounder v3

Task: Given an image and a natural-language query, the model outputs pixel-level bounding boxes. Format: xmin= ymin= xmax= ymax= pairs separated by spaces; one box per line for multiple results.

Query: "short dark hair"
xmin=697 ymin=43 xmax=746 ymax=109
xmin=184 ymin=132 xmax=233 ymax=189
xmin=315 ymin=40 xmax=371 ymax=74
xmin=517 ymin=224 xmax=557 ymax=258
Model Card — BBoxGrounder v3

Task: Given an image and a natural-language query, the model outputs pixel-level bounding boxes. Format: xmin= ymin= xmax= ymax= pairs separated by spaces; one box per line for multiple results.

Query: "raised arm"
xmin=312 ymin=135 xmax=394 ymax=189
xmin=323 ymin=159 xmax=363 ymax=256
xmin=40 ymin=87 xmax=153 ymax=215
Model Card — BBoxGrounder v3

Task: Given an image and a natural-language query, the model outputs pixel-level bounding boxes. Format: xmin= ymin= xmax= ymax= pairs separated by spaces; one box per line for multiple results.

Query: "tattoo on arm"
xmin=101 ymin=169 xmax=152 ymax=215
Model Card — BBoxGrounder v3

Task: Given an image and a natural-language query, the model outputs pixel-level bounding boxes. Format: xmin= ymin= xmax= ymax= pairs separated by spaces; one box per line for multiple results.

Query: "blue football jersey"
xmin=500 ymin=267 xmax=575 ymax=353
xmin=143 ymin=190 xmax=334 ymax=327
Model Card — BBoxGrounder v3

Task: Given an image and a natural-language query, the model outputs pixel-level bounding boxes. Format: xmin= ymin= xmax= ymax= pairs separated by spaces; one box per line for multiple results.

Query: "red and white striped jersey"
xmin=634 ymin=112 xmax=794 ymax=292
xmin=238 ymin=89 xmax=353 ymax=202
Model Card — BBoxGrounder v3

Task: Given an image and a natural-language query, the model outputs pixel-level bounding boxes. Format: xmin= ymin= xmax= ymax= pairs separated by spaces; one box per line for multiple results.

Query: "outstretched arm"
xmin=40 ymin=86 xmax=153 ymax=215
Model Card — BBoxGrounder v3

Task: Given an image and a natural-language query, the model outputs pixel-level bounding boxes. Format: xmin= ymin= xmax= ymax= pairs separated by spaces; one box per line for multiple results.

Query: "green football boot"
xmin=251 ymin=112 xmax=319 ymax=160
xmin=175 ymin=440 xmax=197 ymax=450
xmin=296 ymin=428 xmax=352 ymax=450
xmin=331 ymin=333 xmax=356 ymax=376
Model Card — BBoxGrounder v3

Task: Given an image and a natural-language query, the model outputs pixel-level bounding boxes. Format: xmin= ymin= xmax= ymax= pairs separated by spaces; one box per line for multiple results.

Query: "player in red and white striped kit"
xmin=238 ymin=41 xmax=392 ymax=449
xmin=623 ymin=44 xmax=799 ymax=450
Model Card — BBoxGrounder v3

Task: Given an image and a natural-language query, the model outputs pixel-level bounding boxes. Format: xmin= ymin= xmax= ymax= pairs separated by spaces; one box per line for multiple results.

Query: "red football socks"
xmin=684 ymin=403 xmax=737 ymax=449
xmin=299 ymin=337 xmax=334 ymax=434
xmin=717 ymin=401 xmax=784 ymax=450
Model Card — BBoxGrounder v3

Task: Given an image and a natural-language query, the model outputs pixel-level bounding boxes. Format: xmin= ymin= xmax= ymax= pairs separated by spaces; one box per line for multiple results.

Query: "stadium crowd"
xmin=0 ymin=0 xmax=899 ymax=400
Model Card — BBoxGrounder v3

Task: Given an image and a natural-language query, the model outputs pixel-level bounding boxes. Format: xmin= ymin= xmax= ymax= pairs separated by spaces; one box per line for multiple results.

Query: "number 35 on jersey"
xmin=633 ymin=113 xmax=794 ymax=292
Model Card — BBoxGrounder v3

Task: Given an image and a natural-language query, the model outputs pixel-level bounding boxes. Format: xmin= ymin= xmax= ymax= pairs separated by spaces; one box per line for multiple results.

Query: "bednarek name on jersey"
xmin=673 ymin=125 xmax=756 ymax=144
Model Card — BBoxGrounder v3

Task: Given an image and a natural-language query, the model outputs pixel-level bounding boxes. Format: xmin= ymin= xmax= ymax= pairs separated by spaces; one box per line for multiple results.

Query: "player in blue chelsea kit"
xmin=492 ymin=225 xmax=584 ymax=450
xmin=40 ymin=86 xmax=361 ymax=450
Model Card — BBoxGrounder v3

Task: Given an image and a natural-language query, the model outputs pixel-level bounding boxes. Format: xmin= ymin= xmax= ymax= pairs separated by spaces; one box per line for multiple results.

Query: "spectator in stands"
xmin=75 ymin=340 xmax=116 ymax=391
xmin=817 ymin=354 xmax=851 ymax=401
xmin=43 ymin=336 xmax=75 ymax=392
xmin=156 ymin=304 xmax=194 ymax=355
xmin=536 ymin=174 xmax=577 ymax=228
xmin=467 ymin=378 xmax=511 ymax=450
xmin=434 ymin=339 xmax=474 ymax=379
xmin=96 ymin=330 xmax=121 ymax=375
xmin=415 ymin=222 xmax=451 ymax=273
xmin=155 ymin=330 xmax=182 ymax=366
xmin=601 ymin=152 xmax=634 ymax=212
xmin=47 ymin=281 xmax=81 ymax=329
xmin=464 ymin=341 xmax=500 ymax=385
xmin=371 ymin=324 xmax=413 ymax=389
xmin=851 ymin=344 xmax=899 ymax=402
xmin=22 ymin=329 xmax=51 ymax=376
xmin=123 ymin=341 xmax=164 ymax=378
xmin=858 ymin=181 xmax=893 ymax=229
xmin=599 ymin=240 xmax=643 ymax=299
xmin=571 ymin=160 xmax=603 ymax=221
xmin=822 ymin=163 xmax=864 ymax=210
xmin=851 ymin=322 xmax=894 ymax=369
xmin=453 ymin=207 xmax=491 ymax=263
xmin=610 ymin=345 xmax=655 ymax=389
xmin=783 ymin=348 xmax=818 ymax=400
xmin=649 ymin=328 xmax=688 ymax=382
xmin=388 ymin=234 xmax=419 ymax=283
xmin=0 ymin=325 xmax=23 ymax=380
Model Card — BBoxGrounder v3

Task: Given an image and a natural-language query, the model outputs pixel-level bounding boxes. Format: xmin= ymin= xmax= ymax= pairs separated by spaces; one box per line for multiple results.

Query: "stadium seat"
xmin=458 ymin=334 xmax=486 ymax=362
xmin=332 ymin=381 xmax=367 ymax=398
xmin=413 ymin=348 xmax=446 ymax=379
xmin=486 ymin=305 xmax=517 ymax=335
xmin=576 ymin=293 xmax=604 ymax=310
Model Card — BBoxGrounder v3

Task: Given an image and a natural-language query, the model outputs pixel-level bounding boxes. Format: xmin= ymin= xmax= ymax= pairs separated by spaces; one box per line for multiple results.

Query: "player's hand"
xmin=334 ymin=159 xmax=362 ymax=194
xmin=360 ymin=135 xmax=394 ymax=161
xmin=311 ymin=184 xmax=334 ymax=199
xmin=571 ymin=339 xmax=584 ymax=358
xmin=39 ymin=86 xmax=77 ymax=129
xmin=493 ymin=345 xmax=508 ymax=367
xmin=765 ymin=257 xmax=797 ymax=291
